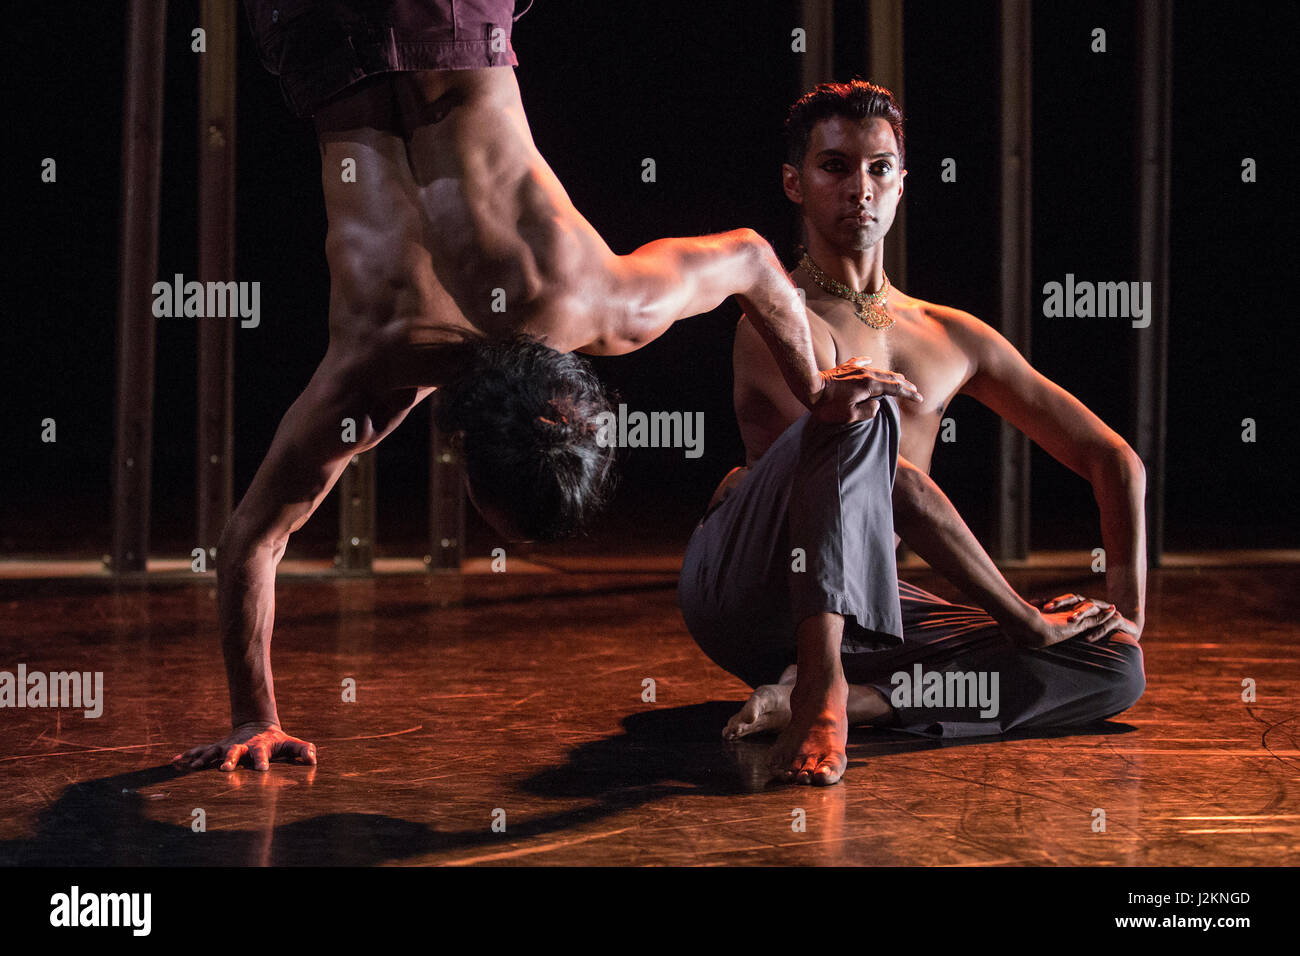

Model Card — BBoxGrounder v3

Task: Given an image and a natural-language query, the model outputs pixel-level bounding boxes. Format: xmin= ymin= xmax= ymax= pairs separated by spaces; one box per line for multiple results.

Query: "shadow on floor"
xmin=520 ymin=702 xmax=1138 ymax=799
xmin=0 ymin=706 xmax=1135 ymax=865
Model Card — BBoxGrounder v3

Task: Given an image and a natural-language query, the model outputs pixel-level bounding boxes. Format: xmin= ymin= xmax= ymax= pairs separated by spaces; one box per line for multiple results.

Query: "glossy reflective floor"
xmin=1 ymin=561 xmax=1297 ymax=866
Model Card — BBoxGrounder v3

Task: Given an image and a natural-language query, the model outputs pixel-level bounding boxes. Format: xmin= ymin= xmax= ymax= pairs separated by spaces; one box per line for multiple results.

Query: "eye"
xmin=821 ymin=161 xmax=846 ymax=172
xmin=872 ymin=162 xmax=892 ymax=175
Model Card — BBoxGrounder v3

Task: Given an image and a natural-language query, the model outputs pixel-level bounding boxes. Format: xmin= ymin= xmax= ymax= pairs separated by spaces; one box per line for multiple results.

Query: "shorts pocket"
xmin=245 ymin=0 xmax=315 ymax=75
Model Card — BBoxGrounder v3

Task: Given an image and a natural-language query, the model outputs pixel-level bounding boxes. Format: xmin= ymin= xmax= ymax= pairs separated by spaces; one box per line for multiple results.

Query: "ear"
xmin=898 ymin=166 xmax=907 ymax=198
xmin=781 ymin=163 xmax=803 ymax=204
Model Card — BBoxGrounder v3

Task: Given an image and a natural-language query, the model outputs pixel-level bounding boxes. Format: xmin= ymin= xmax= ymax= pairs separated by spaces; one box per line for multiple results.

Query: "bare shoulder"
xmin=901 ymin=294 xmax=1019 ymax=372
xmin=904 ymin=295 xmax=994 ymax=344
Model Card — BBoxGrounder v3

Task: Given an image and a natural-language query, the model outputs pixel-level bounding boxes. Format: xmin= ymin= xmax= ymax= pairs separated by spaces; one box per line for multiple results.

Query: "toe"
xmin=724 ymin=722 xmax=749 ymax=740
xmin=812 ymin=757 xmax=845 ymax=786
xmin=794 ymin=754 xmax=819 ymax=784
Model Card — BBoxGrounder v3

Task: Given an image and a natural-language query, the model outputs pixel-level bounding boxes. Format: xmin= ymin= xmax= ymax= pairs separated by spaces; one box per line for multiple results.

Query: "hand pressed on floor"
xmin=172 ymin=721 xmax=316 ymax=772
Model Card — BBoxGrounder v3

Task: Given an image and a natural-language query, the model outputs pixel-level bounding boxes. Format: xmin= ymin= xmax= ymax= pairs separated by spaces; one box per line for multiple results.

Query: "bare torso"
xmin=734 ymin=266 xmax=974 ymax=473
xmin=314 ymin=68 xmax=615 ymax=385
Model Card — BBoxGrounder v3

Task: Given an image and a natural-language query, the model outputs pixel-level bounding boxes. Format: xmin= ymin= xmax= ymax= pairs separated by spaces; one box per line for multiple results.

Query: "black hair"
xmin=784 ymin=79 xmax=906 ymax=170
xmin=434 ymin=334 xmax=616 ymax=541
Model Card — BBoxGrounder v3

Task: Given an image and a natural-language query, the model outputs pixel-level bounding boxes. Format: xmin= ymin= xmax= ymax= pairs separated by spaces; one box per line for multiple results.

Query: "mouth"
xmin=844 ymin=212 xmax=874 ymax=225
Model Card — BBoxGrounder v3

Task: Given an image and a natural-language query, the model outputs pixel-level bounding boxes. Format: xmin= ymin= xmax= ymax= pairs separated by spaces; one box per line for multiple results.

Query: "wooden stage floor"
xmin=1 ymin=561 xmax=1297 ymax=866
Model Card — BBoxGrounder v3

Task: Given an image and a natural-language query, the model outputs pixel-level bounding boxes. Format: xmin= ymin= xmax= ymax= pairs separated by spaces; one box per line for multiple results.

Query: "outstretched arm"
xmin=583 ymin=229 xmax=913 ymax=422
xmin=892 ymin=457 xmax=1125 ymax=648
xmin=949 ymin=311 xmax=1147 ymax=633
xmin=582 ymin=229 xmax=820 ymax=401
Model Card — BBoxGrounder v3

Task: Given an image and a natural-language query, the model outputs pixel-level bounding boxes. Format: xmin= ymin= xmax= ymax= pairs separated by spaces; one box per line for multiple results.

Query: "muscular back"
xmin=314 ymin=68 xmax=617 ymax=377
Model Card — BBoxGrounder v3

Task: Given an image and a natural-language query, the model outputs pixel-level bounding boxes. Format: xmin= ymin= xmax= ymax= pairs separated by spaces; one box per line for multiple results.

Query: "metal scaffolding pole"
xmin=428 ymin=418 xmax=466 ymax=572
xmin=196 ymin=0 xmax=237 ymax=564
xmin=994 ymin=0 xmax=1033 ymax=560
xmin=110 ymin=0 xmax=168 ymax=574
xmin=337 ymin=452 xmax=377 ymax=572
xmin=867 ymin=0 xmax=906 ymax=289
xmin=798 ymin=0 xmax=835 ymax=92
xmin=1133 ymin=0 xmax=1172 ymax=566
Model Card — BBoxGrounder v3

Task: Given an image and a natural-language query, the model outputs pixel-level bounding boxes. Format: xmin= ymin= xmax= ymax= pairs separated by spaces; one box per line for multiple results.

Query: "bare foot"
xmin=768 ymin=676 xmax=849 ymax=786
xmin=724 ymin=665 xmax=892 ymax=741
xmin=723 ymin=683 xmax=793 ymax=740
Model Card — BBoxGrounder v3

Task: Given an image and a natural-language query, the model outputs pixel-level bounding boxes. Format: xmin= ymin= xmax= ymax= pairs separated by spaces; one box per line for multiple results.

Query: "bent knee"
xmin=1104 ymin=645 xmax=1147 ymax=714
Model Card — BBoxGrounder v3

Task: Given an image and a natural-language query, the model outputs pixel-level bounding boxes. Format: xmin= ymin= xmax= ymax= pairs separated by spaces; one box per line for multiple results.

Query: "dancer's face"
xmin=783 ymin=116 xmax=906 ymax=253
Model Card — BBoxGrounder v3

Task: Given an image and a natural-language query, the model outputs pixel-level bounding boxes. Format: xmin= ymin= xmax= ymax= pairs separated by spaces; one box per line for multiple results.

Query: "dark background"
xmin=4 ymin=0 xmax=1295 ymax=561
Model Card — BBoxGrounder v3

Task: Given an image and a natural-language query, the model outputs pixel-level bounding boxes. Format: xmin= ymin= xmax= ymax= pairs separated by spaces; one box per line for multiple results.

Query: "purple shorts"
xmin=242 ymin=0 xmax=531 ymax=118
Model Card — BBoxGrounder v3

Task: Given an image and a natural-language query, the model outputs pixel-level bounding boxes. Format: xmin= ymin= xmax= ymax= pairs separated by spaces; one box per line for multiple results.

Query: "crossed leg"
xmin=680 ymin=407 xmax=1144 ymax=785
xmin=723 ymin=582 xmax=1145 ymax=742
xmin=723 ymin=664 xmax=890 ymax=740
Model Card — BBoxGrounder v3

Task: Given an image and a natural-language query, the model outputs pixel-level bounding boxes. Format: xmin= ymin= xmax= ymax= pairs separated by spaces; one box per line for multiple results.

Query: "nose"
xmin=848 ymin=163 xmax=872 ymax=204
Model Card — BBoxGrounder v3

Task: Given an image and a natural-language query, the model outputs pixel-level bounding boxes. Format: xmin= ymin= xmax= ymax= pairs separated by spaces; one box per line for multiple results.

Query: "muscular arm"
xmin=733 ymin=310 xmax=835 ymax=463
xmin=951 ymin=312 xmax=1147 ymax=629
xmin=582 ymin=228 xmax=824 ymax=408
xmin=891 ymin=458 xmax=1040 ymax=640
xmin=216 ymin=372 xmax=360 ymax=729
xmin=892 ymin=459 xmax=1128 ymax=647
xmin=217 ymin=358 xmax=430 ymax=729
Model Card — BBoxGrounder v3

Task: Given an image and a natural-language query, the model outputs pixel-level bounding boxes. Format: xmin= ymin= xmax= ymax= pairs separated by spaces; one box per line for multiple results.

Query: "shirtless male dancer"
xmin=174 ymin=6 xmax=921 ymax=772
xmin=679 ymin=81 xmax=1146 ymax=786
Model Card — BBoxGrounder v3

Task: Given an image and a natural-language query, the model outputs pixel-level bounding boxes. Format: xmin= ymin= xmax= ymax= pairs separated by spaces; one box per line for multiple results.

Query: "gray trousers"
xmin=678 ymin=404 xmax=1145 ymax=738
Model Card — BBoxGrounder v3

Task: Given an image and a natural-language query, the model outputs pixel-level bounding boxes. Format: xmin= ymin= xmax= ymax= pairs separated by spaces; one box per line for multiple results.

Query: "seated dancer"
xmin=679 ymin=81 xmax=1146 ymax=786
xmin=175 ymin=4 xmax=911 ymax=772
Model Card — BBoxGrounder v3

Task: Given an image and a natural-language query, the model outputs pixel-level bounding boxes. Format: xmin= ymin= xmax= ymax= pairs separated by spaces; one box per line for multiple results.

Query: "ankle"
xmin=791 ymin=673 xmax=848 ymax=709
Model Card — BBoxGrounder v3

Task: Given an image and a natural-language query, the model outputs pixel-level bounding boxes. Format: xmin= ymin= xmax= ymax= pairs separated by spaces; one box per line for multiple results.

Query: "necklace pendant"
xmin=857 ymin=301 xmax=894 ymax=331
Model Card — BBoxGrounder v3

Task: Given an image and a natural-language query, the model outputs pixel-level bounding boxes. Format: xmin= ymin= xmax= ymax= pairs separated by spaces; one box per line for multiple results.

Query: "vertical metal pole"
xmin=429 ymin=417 xmax=465 ymax=572
xmin=1133 ymin=0 xmax=1171 ymax=567
xmin=793 ymin=0 xmax=835 ymax=268
xmin=995 ymin=0 xmax=1032 ymax=560
xmin=111 ymin=0 xmax=168 ymax=574
xmin=337 ymin=452 xmax=376 ymax=572
xmin=197 ymin=0 xmax=237 ymax=564
xmin=867 ymin=0 xmax=906 ymax=289
xmin=798 ymin=0 xmax=835 ymax=93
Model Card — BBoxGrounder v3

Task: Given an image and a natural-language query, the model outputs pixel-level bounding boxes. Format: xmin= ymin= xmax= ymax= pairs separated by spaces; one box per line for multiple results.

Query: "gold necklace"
xmin=798 ymin=251 xmax=894 ymax=330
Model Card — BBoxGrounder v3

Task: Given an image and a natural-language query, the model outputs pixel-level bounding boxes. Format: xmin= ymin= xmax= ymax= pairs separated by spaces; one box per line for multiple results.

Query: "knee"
xmin=1104 ymin=645 xmax=1147 ymax=715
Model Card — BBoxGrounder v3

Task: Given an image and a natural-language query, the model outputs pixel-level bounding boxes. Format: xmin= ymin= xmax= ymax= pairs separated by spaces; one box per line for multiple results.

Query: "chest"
xmin=815 ymin=299 xmax=970 ymax=421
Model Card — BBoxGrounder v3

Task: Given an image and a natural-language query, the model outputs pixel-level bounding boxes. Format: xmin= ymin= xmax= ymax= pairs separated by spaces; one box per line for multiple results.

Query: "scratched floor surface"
xmin=0 ymin=563 xmax=1296 ymax=866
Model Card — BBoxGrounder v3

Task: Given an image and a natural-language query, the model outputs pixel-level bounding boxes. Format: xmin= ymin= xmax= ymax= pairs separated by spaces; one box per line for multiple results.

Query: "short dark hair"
xmin=435 ymin=334 xmax=616 ymax=541
xmin=784 ymin=79 xmax=906 ymax=170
